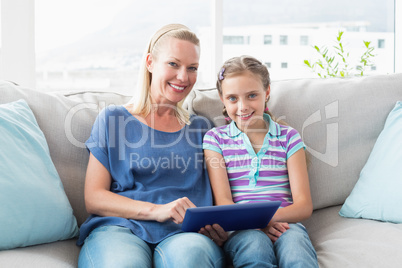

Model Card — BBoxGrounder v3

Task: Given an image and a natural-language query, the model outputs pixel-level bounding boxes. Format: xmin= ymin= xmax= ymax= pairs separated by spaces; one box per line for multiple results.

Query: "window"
xmin=222 ymin=0 xmax=396 ymax=80
xmin=264 ymin=35 xmax=272 ymax=45
xmin=300 ymin=35 xmax=309 ymax=46
xmin=378 ymin=39 xmax=385 ymax=48
xmin=280 ymin=35 xmax=288 ymax=45
xmin=223 ymin=36 xmax=245 ymax=44
xmin=35 ymin=0 xmax=211 ymax=94
xmin=281 ymin=62 xmax=288 ymax=69
xmin=1 ymin=0 xmax=400 ymax=91
xmin=265 ymin=62 xmax=271 ymax=68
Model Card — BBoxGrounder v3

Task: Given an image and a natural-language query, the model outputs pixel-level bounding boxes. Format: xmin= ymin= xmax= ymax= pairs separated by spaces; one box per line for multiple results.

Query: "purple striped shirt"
xmin=203 ymin=114 xmax=305 ymax=207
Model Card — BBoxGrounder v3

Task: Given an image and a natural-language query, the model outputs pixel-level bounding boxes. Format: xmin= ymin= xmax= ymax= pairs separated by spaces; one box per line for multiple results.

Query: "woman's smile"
xmin=168 ymin=82 xmax=187 ymax=92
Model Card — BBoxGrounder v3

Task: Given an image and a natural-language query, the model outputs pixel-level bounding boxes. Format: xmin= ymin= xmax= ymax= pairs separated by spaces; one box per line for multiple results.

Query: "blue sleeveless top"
xmin=77 ymin=105 xmax=213 ymax=245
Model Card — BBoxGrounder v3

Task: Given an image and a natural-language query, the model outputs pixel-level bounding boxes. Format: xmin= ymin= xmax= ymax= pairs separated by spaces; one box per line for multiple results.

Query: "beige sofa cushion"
xmin=302 ymin=206 xmax=402 ymax=267
xmin=0 ymin=239 xmax=79 ymax=267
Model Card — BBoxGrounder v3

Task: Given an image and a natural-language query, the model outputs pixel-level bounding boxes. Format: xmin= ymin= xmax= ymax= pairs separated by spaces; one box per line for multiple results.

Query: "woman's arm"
xmin=84 ymin=153 xmax=195 ymax=224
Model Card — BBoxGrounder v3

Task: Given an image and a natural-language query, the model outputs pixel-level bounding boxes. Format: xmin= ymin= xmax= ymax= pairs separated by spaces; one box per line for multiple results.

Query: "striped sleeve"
xmin=286 ymin=127 xmax=305 ymax=159
xmin=203 ymin=128 xmax=223 ymax=154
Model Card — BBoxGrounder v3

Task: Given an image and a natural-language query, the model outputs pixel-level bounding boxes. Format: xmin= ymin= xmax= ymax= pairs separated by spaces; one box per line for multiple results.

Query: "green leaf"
xmin=337 ymin=31 xmax=344 ymax=41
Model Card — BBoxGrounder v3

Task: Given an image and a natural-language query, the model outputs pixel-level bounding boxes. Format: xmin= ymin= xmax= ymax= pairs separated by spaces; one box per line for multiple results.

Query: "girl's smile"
xmin=237 ymin=111 xmax=255 ymax=120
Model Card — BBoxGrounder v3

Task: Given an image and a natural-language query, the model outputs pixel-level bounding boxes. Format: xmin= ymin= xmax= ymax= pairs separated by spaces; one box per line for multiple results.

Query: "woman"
xmin=77 ymin=24 xmax=225 ymax=268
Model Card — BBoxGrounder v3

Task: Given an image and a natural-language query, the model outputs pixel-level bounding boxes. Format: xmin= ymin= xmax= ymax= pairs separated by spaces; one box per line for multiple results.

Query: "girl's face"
xmin=220 ymin=71 xmax=270 ymax=132
xmin=147 ymin=37 xmax=200 ymax=106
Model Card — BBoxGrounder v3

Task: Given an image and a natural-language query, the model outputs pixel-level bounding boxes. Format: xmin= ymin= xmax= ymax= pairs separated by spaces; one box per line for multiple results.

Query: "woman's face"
xmin=147 ymin=37 xmax=200 ymax=106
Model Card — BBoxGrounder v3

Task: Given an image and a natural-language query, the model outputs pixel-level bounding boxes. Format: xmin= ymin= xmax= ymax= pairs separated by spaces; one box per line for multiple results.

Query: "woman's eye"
xmin=188 ymin=66 xmax=198 ymax=72
xmin=168 ymin=62 xmax=178 ymax=67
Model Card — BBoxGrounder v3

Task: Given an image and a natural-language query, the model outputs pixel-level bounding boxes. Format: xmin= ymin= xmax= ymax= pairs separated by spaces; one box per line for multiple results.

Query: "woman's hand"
xmin=198 ymin=224 xmax=228 ymax=246
xmin=262 ymin=221 xmax=290 ymax=242
xmin=153 ymin=197 xmax=196 ymax=224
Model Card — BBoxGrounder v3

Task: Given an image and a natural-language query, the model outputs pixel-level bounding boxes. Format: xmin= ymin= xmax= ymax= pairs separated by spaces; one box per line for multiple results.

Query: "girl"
xmin=202 ymin=56 xmax=318 ymax=268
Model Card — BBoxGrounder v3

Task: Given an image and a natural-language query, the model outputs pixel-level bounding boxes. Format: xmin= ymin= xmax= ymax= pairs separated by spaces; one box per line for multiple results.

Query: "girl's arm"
xmin=204 ymin=149 xmax=234 ymax=206
xmin=198 ymin=149 xmax=233 ymax=245
xmin=272 ymin=148 xmax=313 ymax=223
xmin=262 ymin=148 xmax=313 ymax=242
xmin=84 ymin=153 xmax=195 ymax=224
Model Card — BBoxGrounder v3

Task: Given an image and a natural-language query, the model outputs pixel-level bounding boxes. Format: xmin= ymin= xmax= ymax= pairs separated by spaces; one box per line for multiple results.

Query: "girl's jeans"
xmin=224 ymin=223 xmax=318 ymax=268
xmin=78 ymin=225 xmax=225 ymax=268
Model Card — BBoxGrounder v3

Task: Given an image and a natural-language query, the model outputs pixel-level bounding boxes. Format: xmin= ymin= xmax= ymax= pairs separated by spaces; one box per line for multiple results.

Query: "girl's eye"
xmin=228 ymin=96 xmax=237 ymax=102
xmin=249 ymin=94 xmax=257 ymax=99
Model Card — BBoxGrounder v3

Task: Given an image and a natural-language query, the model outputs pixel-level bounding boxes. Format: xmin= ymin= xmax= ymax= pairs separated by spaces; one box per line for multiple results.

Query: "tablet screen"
xmin=181 ymin=201 xmax=281 ymax=232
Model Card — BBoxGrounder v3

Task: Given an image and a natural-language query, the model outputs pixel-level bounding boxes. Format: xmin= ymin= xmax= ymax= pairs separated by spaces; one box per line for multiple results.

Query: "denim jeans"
xmin=78 ymin=225 xmax=225 ymax=268
xmin=224 ymin=223 xmax=318 ymax=268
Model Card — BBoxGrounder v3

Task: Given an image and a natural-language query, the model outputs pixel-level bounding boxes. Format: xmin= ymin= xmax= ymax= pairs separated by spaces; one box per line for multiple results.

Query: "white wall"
xmin=396 ymin=0 xmax=402 ymax=72
xmin=0 ymin=0 xmax=35 ymax=88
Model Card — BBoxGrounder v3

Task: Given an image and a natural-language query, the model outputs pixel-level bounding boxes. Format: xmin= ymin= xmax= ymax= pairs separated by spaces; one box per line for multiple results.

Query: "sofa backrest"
xmin=1 ymin=73 xmax=401 ymax=225
xmin=184 ymin=73 xmax=402 ymax=210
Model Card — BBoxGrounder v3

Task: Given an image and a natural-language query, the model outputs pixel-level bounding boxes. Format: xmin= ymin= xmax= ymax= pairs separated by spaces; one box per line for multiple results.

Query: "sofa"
xmin=0 ymin=73 xmax=401 ymax=267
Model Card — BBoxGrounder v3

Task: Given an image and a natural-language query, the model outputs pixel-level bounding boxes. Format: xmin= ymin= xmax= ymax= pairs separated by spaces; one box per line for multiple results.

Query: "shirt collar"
xmin=227 ymin=113 xmax=280 ymax=137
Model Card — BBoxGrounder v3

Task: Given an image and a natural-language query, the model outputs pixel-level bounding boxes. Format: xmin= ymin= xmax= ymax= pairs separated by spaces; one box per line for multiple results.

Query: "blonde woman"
xmin=77 ymin=24 xmax=225 ymax=268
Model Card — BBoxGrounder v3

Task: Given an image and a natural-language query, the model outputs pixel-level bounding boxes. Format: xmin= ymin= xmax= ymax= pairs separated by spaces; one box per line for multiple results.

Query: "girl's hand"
xmin=154 ymin=197 xmax=195 ymax=224
xmin=262 ymin=222 xmax=290 ymax=242
xmin=199 ymin=224 xmax=228 ymax=246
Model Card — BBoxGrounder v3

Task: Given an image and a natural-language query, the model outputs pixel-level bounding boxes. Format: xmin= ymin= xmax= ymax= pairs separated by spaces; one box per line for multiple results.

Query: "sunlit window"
xmin=280 ymin=35 xmax=288 ymax=45
xmin=224 ymin=36 xmax=245 ymax=45
xmin=35 ymin=0 xmax=211 ymax=95
xmin=378 ymin=39 xmax=386 ymax=48
xmin=222 ymin=0 xmax=395 ymax=80
xmin=29 ymin=0 xmax=397 ymax=93
xmin=300 ymin=36 xmax=309 ymax=46
xmin=264 ymin=35 xmax=273 ymax=45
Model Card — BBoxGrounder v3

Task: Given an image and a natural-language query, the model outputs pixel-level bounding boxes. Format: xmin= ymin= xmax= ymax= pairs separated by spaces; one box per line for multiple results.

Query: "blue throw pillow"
xmin=0 ymin=99 xmax=79 ymax=250
xmin=339 ymin=101 xmax=402 ymax=223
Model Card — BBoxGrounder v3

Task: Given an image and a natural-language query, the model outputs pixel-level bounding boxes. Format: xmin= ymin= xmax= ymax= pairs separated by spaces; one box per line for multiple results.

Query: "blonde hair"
xmin=216 ymin=56 xmax=281 ymax=123
xmin=126 ymin=24 xmax=200 ymax=125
